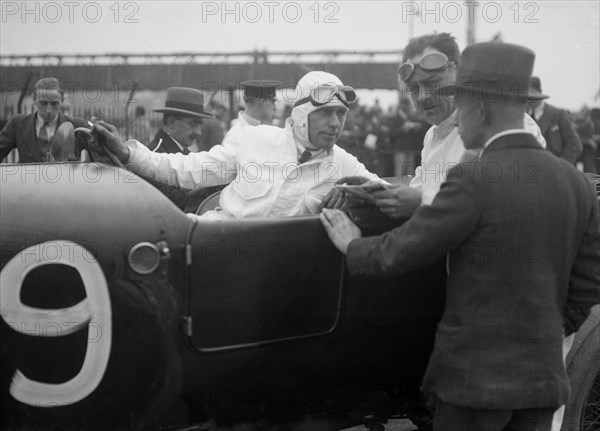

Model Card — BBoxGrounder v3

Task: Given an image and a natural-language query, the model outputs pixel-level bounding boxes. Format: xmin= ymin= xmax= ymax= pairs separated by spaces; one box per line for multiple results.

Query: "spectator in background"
xmin=147 ymin=87 xmax=213 ymax=155
xmin=228 ymin=80 xmax=281 ymax=135
xmin=387 ymin=106 xmax=424 ymax=178
xmin=574 ymin=108 xmax=598 ymax=174
xmin=0 ymin=77 xmax=86 ymax=163
xmin=129 ymin=105 xmax=152 ymax=144
xmin=527 ymin=77 xmax=582 ymax=164
xmin=196 ymin=117 xmax=224 ymax=151
xmin=592 ymin=108 xmax=600 ymax=173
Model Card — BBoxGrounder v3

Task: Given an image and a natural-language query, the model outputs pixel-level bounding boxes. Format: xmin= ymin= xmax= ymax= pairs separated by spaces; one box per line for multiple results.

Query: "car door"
xmin=185 ymin=216 xmax=345 ymax=352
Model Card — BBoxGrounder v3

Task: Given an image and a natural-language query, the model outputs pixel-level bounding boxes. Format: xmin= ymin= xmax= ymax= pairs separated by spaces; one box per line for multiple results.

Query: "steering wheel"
xmin=74 ymin=127 xmax=124 ymax=168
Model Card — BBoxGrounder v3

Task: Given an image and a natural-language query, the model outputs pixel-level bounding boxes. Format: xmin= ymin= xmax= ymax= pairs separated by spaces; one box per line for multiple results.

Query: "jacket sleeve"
xmin=125 ymin=139 xmax=237 ymax=189
xmin=0 ymin=116 xmax=19 ymax=161
xmin=559 ymin=110 xmax=583 ymax=164
xmin=564 ymin=195 xmax=600 ymax=335
xmin=346 ymin=166 xmax=480 ymax=277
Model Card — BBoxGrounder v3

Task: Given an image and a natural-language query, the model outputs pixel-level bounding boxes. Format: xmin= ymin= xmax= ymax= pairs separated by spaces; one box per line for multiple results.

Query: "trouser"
xmin=433 ymin=401 xmax=555 ymax=431
xmin=551 ymin=333 xmax=575 ymax=431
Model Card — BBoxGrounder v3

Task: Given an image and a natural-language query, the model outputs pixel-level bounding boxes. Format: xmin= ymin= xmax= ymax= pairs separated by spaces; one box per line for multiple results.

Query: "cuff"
xmin=124 ymin=139 xmax=148 ymax=170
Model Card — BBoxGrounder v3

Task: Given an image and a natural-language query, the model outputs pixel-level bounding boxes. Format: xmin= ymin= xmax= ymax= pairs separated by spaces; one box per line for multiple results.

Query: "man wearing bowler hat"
xmin=527 ymin=76 xmax=582 ymax=165
xmin=320 ymin=42 xmax=600 ymax=431
xmin=148 ymin=87 xmax=214 ymax=154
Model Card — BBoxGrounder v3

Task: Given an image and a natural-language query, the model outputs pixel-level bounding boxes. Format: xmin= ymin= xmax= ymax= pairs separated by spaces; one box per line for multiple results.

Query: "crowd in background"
xmin=1 ymin=94 xmax=599 ymax=175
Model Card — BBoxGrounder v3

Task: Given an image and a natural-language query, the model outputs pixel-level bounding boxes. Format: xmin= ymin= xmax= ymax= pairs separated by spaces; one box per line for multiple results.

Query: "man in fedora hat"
xmin=527 ymin=76 xmax=582 ymax=165
xmin=147 ymin=87 xmax=214 ymax=154
xmin=91 ymin=71 xmax=380 ymax=219
xmin=320 ymin=42 xmax=600 ymax=431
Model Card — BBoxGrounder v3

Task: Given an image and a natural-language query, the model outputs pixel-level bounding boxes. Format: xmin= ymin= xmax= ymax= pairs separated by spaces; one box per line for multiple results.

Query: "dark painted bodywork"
xmin=0 ymin=162 xmax=446 ymax=429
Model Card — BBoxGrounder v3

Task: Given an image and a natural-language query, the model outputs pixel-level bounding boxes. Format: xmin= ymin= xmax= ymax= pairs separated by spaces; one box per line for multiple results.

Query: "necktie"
xmin=38 ymin=122 xmax=49 ymax=144
xmin=298 ymin=150 xmax=311 ymax=164
xmin=39 ymin=122 xmax=52 ymax=160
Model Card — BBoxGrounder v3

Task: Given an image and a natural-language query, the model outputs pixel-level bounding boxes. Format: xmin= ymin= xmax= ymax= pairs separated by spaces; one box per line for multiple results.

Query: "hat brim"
xmin=526 ymin=89 xmax=550 ymax=101
xmin=153 ymin=107 xmax=214 ymax=119
xmin=442 ymin=83 xmax=549 ymax=101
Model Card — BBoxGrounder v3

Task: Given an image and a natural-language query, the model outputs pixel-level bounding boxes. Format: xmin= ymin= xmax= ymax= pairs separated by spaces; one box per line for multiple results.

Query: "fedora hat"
xmin=527 ymin=76 xmax=550 ymax=100
xmin=449 ymin=42 xmax=547 ymax=101
xmin=154 ymin=87 xmax=214 ymax=118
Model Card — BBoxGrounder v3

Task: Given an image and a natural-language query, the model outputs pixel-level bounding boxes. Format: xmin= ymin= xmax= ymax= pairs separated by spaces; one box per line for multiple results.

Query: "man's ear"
xmin=476 ymin=99 xmax=490 ymax=126
xmin=165 ymin=115 xmax=176 ymax=129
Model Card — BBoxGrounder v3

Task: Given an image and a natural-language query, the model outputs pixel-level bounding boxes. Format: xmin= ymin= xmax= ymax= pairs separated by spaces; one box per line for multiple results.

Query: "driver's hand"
xmin=92 ymin=121 xmax=130 ymax=164
xmin=318 ymin=176 xmax=371 ymax=212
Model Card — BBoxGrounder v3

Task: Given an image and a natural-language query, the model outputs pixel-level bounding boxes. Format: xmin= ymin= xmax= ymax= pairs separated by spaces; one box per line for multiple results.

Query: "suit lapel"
xmin=161 ymin=132 xmax=183 ymax=154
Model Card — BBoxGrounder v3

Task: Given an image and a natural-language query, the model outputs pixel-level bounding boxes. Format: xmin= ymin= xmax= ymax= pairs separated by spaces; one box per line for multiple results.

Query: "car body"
xmin=0 ymin=162 xmax=598 ymax=430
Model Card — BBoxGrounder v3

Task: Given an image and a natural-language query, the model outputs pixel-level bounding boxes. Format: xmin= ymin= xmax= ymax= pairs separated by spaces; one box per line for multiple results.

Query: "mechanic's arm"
xmin=94 ymin=121 xmax=237 ymax=189
xmin=346 ymin=174 xmax=479 ymax=277
xmin=371 ymin=183 xmax=422 ymax=219
xmin=564 ymin=196 xmax=600 ymax=335
xmin=318 ymin=151 xmax=384 ymax=211
xmin=559 ymin=111 xmax=583 ymax=164
xmin=0 ymin=116 xmax=18 ymax=161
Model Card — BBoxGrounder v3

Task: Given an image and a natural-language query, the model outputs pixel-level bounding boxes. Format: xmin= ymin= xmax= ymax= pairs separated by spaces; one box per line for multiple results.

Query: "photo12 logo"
xmin=201 ymin=1 xmax=340 ymax=24
xmin=400 ymin=1 xmax=540 ymax=24
xmin=1 ymin=1 xmax=140 ymax=24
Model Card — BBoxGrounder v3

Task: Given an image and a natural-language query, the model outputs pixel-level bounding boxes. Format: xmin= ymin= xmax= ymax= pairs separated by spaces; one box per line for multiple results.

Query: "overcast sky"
xmin=1 ymin=0 xmax=599 ymax=110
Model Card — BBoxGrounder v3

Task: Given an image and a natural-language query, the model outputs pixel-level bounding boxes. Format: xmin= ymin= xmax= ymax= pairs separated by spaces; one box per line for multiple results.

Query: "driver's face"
xmin=308 ymin=106 xmax=347 ymax=150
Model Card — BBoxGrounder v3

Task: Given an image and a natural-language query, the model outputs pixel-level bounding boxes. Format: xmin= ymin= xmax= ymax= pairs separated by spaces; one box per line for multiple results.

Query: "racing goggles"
xmin=294 ymin=84 xmax=357 ymax=108
xmin=398 ymin=51 xmax=456 ymax=82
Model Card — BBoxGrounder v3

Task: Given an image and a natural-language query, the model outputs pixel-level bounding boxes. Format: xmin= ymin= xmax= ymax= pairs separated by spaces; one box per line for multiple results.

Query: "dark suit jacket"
xmin=347 ymin=133 xmax=600 ymax=409
xmin=148 ymin=129 xmax=185 ymax=154
xmin=0 ymin=112 xmax=87 ymax=163
xmin=141 ymin=129 xmax=192 ymax=210
xmin=537 ymin=103 xmax=582 ymax=164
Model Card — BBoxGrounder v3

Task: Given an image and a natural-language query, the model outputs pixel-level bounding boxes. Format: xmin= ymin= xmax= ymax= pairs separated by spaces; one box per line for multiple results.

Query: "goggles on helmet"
xmin=294 ymin=84 xmax=357 ymax=108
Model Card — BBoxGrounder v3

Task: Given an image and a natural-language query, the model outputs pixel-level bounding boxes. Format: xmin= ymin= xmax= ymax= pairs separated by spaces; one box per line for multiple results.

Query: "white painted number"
xmin=0 ymin=241 xmax=112 ymax=407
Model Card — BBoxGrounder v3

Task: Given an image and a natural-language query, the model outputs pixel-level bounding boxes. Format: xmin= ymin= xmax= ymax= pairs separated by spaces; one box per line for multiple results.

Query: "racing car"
xmin=0 ymin=161 xmax=598 ymax=431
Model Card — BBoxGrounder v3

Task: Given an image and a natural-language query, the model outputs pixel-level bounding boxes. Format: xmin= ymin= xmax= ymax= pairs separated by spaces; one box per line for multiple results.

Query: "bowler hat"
xmin=450 ymin=42 xmax=547 ymax=101
xmin=241 ymin=80 xmax=281 ymax=101
xmin=154 ymin=87 xmax=214 ymax=118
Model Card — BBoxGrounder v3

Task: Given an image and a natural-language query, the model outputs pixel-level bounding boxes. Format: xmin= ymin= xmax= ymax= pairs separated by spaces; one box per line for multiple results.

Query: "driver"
xmin=92 ymin=71 xmax=380 ymax=219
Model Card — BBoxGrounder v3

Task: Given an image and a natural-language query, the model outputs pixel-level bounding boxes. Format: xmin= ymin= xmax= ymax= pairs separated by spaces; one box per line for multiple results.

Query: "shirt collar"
xmin=432 ymin=109 xmax=458 ymax=139
xmin=532 ymin=101 xmax=545 ymax=120
xmin=36 ymin=112 xmax=58 ymax=128
xmin=483 ymin=129 xmax=529 ymax=150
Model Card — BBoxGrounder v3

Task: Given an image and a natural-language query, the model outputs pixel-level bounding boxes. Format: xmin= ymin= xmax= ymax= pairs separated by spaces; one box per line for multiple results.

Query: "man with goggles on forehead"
xmin=92 ymin=71 xmax=380 ymax=219
xmin=323 ymin=33 xmax=545 ymax=215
